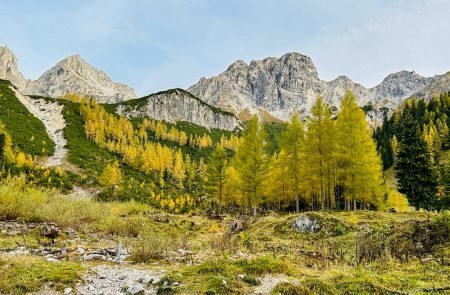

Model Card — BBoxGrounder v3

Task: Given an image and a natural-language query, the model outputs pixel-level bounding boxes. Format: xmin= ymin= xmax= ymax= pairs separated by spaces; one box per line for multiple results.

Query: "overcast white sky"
xmin=2 ymin=0 xmax=450 ymax=96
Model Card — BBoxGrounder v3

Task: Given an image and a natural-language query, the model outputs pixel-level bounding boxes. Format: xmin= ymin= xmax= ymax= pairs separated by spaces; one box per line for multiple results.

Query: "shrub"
xmin=355 ymin=225 xmax=389 ymax=264
xmin=102 ymin=216 xmax=144 ymax=237
xmin=131 ymin=228 xmax=180 ymax=262
xmin=0 ymin=176 xmax=47 ymax=221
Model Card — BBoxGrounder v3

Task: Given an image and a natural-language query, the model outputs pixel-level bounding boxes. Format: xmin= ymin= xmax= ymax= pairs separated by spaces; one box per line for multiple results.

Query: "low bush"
xmin=131 ymin=228 xmax=180 ymax=262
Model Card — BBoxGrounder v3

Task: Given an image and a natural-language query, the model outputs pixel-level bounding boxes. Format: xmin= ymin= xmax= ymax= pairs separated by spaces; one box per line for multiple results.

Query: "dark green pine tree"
xmin=395 ymin=106 xmax=438 ymax=210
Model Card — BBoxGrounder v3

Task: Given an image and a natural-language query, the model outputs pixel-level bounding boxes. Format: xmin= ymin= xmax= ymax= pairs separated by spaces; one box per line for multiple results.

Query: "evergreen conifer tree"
xmin=395 ymin=107 xmax=438 ymax=210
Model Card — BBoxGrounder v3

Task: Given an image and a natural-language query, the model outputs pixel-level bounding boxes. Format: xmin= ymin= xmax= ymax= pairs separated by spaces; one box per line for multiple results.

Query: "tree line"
xmin=205 ymin=91 xmax=392 ymax=215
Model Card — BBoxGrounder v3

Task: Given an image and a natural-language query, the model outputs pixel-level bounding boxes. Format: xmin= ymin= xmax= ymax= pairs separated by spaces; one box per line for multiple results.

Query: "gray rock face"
xmin=292 ymin=214 xmax=321 ymax=233
xmin=0 ymin=46 xmax=27 ymax=89
xmin=0 ymin=46 xmax=136 ymax=103
xmin=23 ymin=54 xmax=137 ymax=103
xmin=189 ymin=53 xmax=324 ymax=120
xmin=116 ymin=89 xmax=241 ymax=131
xmin=188 ymin=52 xmax=450 ymax=125
xmin=373 ymin=70 xmax=432 ymax=103
xmin=412 ymin=71 xmax=450 ymax=100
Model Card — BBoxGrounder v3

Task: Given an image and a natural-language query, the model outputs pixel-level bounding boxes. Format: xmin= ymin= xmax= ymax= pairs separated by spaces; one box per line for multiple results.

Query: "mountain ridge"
xmin=0 ymin=46 xmax=137 ymax=103
xmin=188 ymin=52 xmax=450 ymax=124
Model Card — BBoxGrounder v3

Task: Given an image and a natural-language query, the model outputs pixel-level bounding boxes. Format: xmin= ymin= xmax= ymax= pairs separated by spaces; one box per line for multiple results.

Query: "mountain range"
xmin=1 ymin=45 xmax=450 ymax=129
xmin=188 ymin=52 xmax=448 ymax=125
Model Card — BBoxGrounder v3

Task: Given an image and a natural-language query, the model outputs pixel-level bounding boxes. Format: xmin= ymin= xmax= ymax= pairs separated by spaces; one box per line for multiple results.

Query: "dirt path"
xmin=11 ymin=86 xmax=67 ymax=167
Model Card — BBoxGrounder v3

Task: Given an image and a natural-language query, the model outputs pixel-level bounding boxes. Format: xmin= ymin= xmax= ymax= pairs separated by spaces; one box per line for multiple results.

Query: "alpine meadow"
xmin=1 ymin=1 xmax=450 ymax=294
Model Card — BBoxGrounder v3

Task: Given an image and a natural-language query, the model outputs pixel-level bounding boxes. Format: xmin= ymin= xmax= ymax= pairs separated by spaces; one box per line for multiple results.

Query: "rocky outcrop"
xmin=0 ymin=46 xmax=136 ymax=103
xmin=23 ymin=54 xmax=136 ymax=103
xmin=292 ymin=214 xmax=321 ymax=233
xmin=412 ymin=72 xmax=450 ymax=100
xmin=188 ymin=52 xmax=450 ymax=124
xmin=116 ymin=89 xmax=241 ymax=131
xmin=373 ymin=70 xmax=432 ymax=103
xmin=0 ymin=46 xmax=27 ymax=89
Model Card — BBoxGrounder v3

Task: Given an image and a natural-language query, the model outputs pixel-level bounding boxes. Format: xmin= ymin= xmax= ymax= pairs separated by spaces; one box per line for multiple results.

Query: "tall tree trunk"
xmin=218 ymin=184 xmax=222 ymax=215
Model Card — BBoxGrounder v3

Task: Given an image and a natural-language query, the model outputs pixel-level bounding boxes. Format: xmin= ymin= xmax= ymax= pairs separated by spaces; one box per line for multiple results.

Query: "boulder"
xmin=126 ymin=285 xmax=145 ymax=295
xmin=292 ymin=214 xmax=321 ymax=233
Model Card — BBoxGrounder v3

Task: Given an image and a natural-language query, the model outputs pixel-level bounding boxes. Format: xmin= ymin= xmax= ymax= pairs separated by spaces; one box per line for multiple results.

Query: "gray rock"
xmin=138 ymin=275 xmax=152 ymax=285
xmin=0 ymin=46 xmax=27 ymax=89
xmin=0 ymin=46 xmax=136 ymax=103
xmin=76 ymin=247 xmax=85 ymax=255
xmin=23 ymin=54 xmax=136 ymax=103
xmin=188 ymin=52 xmax=450 ymax=126
xmin=126 ymin=285 xmax=145 ymax=295
xmin=116 ymin=89 xmax=241 ymax=131
xmin=292 ymin=214 xmax=321 ymax=233
xmin=63 ymin=287 xmax=73 ymax=294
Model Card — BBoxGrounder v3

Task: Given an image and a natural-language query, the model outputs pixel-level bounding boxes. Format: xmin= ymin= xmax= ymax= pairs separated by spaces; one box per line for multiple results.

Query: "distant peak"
xmin=281 ymin=52 xmax=308 ymax=59
xmin=58 ymin=54 xmax=86 ymax=64
xmin=380 ymin=70 xmax=427 ymax=84
xmin=0 ymin=45 xmax=17 ymax=58
xmin=334 ymin=75 xmax=352 ymax=81
xmin=227 ymin=60 xmax=248 ymax=71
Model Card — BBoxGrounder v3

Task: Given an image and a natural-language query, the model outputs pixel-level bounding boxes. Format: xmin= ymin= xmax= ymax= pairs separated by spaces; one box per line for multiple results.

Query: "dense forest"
xmin=374 ymin=92 xmax=450 ymax=210
xmin=2 ymin=84 xmax=450 ymax=214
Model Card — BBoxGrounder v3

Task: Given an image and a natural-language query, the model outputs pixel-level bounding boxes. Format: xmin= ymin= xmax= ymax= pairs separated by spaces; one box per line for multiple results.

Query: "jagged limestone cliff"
xmin=115 ymin=89 xmax=241 ymax=131
xmin=188 ymin=52 xmax=449 ymax=124
xmin=23 ymin=54 xmax=136 ymax=103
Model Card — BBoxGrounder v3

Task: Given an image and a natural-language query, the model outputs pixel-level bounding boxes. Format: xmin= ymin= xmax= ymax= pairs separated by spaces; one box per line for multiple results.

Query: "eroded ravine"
xmin=11 ymin=86 xmax=67 ymax=167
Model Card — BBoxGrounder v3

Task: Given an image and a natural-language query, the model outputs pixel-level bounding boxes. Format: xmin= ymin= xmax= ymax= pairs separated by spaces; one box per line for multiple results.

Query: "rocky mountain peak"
xmin=188 ymin=52 xmax=324 ymax=120
xmin=188 ymin=52 xmax=450 ymax=125
xmin=23 ymin=54 xmax=136 ymax=103
xmin=227 ymin=60 xmax=248 ymax=71
xmin=373 ymin=70 xmax=431 ymax=103
xmin=0 ymin=46 xmax=27 ymax=89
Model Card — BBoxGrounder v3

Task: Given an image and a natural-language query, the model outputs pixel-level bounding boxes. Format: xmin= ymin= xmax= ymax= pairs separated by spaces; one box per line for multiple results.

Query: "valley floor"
xmin=1 ymin=209 xmax=450 ymax=295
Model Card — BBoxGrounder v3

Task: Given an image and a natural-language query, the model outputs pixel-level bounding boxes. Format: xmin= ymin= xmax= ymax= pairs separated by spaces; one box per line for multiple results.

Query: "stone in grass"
xmin=63 ymin=287 xmax=73 ymax=294
xmin=127 ymin=285 xmax=145 ymax=295
xmin=292 ymin=214 xmax=321 ymax=233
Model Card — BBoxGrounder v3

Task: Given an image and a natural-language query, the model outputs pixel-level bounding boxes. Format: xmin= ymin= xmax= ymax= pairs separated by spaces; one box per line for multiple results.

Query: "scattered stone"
xmin=126 ymin=285 xmax=145 ymax=295
xmin=63 ymin=287 xmax=73 ymax=294
xmin=138 ymin=275 xmax=152 ymax=285
xmin=77 ymin=265 xmax=163 ymax=294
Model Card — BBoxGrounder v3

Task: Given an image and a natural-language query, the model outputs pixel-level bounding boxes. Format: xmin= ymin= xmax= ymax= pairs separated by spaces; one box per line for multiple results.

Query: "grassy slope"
xmin=0 ymin=80 xmax=54 ymax=156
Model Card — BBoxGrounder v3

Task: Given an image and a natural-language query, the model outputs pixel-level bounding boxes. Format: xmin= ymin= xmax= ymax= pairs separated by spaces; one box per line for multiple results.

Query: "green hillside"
xmin=0 ymin=80 xmax=54 ymax=156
